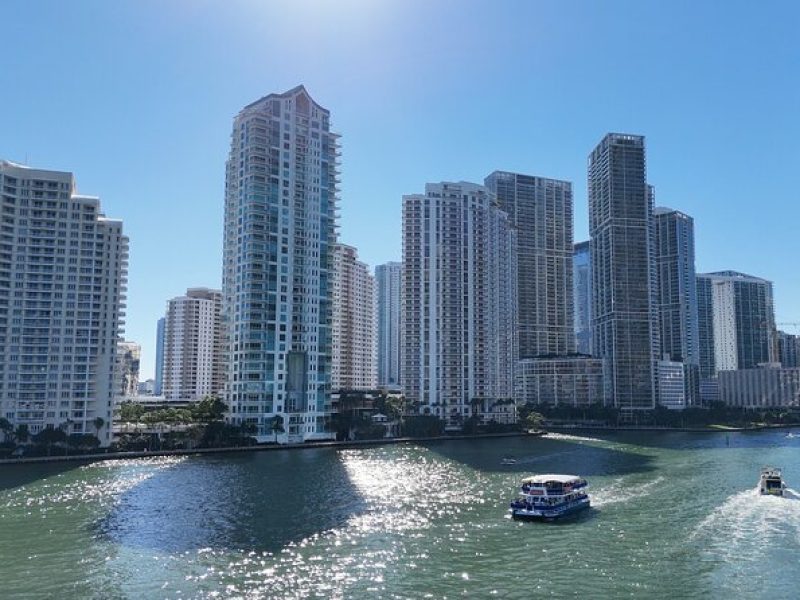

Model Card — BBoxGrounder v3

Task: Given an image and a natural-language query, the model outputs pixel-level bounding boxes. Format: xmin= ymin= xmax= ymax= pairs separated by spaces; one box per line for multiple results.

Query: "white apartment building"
xmin=402 ymin=182 xmax=517 ymax=428
xmin=376 ymin=261 xmax=401 ymax=389
xmin=222 ymin=85 xmax=339 ymax=442
xmin=116 ymin=340 xmax=141 ymax=398
xmin=0 ymin=160 xmax=128 ymax=445
xmin=162 ymin=288 xmax=223 ymax=401
xmin=331 ymin=243 xmax=377 ymax=391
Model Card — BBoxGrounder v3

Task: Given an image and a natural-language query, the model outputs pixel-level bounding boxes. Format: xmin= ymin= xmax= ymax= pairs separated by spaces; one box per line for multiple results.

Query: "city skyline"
xmin=2 ymin=1 xmax=799 ymax=379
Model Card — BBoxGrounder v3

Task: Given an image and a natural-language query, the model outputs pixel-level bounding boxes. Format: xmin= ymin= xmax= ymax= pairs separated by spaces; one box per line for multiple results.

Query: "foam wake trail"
xmin=691 ymin=486 xmax=800 ymax=556
xmin=544 ymin=432 xmax=607 ymax=444
xmin=591 ymin=475 xmax=665 ymax=508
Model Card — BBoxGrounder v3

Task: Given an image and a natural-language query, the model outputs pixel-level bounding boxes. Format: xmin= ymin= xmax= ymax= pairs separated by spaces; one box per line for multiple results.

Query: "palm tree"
xmin=269 ymin=416 xmax=285 ymax=443
xmin=14 ymin=424 xmax=29 ymax=445
xmin=93 ymin=417 xmax=105 ymax=437
xmin=0 ymin=417 xmax=13 ymax=442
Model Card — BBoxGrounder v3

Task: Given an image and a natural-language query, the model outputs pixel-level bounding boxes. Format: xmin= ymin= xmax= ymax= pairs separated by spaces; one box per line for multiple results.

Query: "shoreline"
xmin=1 ymin=423 xmax=795 ymax=466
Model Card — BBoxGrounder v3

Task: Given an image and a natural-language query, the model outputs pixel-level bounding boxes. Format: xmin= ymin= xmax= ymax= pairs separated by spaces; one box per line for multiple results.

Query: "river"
xmin=1 ymin=430 xmax=799 ymax=599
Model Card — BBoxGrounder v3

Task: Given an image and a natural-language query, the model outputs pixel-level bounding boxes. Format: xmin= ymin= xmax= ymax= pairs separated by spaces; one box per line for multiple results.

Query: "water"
xmin=1 ymin=431 xmax=800 ymax=599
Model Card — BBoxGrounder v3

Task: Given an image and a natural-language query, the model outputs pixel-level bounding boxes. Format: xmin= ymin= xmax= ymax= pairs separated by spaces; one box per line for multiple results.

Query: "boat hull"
xmin=511 ymin=497 xmax=591 ymax=521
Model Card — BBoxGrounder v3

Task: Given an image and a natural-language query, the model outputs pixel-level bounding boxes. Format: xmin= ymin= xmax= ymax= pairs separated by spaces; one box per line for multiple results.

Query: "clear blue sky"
xmin=2 ymin=0 xmax=798 ymax=379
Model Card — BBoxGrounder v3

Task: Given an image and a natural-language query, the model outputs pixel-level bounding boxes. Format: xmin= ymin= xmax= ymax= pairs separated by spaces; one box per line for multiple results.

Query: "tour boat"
xmin=759 ymin=466 xmax=786 ymax=497
xmin=509 ymin=474 xmax=590 ymax=520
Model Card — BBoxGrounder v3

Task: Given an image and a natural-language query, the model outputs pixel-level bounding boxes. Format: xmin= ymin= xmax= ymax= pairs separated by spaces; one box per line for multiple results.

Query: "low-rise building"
xmin=719 ymin=366 xmax=800 ymax=408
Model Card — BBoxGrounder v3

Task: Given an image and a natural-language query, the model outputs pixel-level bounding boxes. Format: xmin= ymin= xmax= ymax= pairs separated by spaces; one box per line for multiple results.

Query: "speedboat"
xmin=759 ymin=466 xmax=786 ymax=497
xmin=509 ymin=474 xmax=590 ymax=520
xmin=501 ymin=456 xmax=517 ymax=465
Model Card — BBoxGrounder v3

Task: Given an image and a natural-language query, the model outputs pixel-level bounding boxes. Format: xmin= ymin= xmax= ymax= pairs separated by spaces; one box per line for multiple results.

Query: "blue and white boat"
xmin=509 ymin=474 xmax=590 ymax=520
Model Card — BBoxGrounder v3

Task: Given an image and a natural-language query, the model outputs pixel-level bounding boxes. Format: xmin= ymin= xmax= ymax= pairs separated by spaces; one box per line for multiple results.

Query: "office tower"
xmin=0 ymin=160 xmax=128 ymax=445
xmin=331 ymin=243 xmax=377 ymax=391
xmin=154 ymin=316 xmax=165 ymax=395
xmin=696 ymin=275 xmax=716 ymax=379
xmin=116 ymin=341 xmax=141 ymax=398
xmin=222 ymin=85 xmax=338 ymax=442
xmin=588 ymin=134 xmax=658 ymax=412
xmin=375 ymin=261 xmax=401 ymax=388
xmin=778 ymin=331 xmax=800 ymax=368
xmin=653 ymin=207 xmax=700 ymax=406
xmin=573 ymin=241 xmax=592 ymax=355
xmin=402 ymin=182 xmax=517 ymax=427
xmin=696 ymin=271 xmax=777 ymax=372
xmin=485 ymin=171 xmax=574 ymax=357
xmin=163 ymin=288 xmax=224 ymax=401
xmin=653 ymin=207 xmax=699 ymax=365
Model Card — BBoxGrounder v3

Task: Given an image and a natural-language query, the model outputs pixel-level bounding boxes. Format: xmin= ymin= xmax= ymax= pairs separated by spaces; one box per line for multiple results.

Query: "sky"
xmin=2 ymin=0 xmax=799 ymax=379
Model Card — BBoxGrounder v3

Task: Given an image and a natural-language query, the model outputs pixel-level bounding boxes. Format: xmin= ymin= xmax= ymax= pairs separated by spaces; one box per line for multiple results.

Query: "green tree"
xmin=0 ymin=417 xmax=12 ymax=442
xmin=192 ymin=396 xmax=227 ymax=423
xmin=14 ymin=424 xmax=29 ymax=444
xmin=117 ymin=402 xmax=145 ymax=423
xmin=524 ymin=411 xmax=545 ymax=432
xmin=269 ymin=415 xmax=285 ymax=443
xmin=33 ymin=426 xmax=68 ymax=456
xmin=93 ymin=417 xmax=105 ymax=436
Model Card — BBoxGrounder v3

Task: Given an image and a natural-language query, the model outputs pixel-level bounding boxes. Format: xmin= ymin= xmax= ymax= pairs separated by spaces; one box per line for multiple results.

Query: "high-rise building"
xmin=376 ymin=261 xmax=401 ymax=388
xmin=402 ymin=182 xmax=517 ymax=427
xmin=653 ymin=207 xmax=699 ymax=365
xmin=696 ymin=275 xmax=716 ymax=380
xmin=653 ymin=207 xmax=700 ymax=406
xmin=222 ymin=85 xmax=338 ymax=442
xmin=331 ymin=243 xmax=376 ymax=391
xmin=696 ymin=271 xmax=777 ymax=373
xmin=163 ymin=288 xmax=224 ymax=401
xmin=573 ymin=241 xmax=592 ymax=355
xmin=588 ymin=134 xmax=658 ymax=412
xmin=154 ymin=316 xmax=165 ymax=395
xmin=485 ymin=171 xmax=574 ymax=357
xmin=116 ymin=341 xmax=141 ymax=398
xmin=778 ymin=331 xmax=800 ymax=368
xmin=0 ymin=160 xmax=128 ymax=445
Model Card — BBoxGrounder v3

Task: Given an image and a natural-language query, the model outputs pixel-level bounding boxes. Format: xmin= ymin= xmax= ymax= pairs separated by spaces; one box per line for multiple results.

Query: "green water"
xmin=1 ymin=431 xmax=799 ymax=599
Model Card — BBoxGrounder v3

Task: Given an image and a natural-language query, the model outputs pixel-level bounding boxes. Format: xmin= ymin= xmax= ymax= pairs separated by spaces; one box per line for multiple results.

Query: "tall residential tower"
xmin=162 ymin=288 xmax=224 ymax=401
xmin=0 ymin=160 xmax=128 ymax=445
xmin=222 ymin=86 xmax=338 ymax=442
xmin=402 ymin=182 xmax=517 ymax=427
xmin=588 ymin=134 xmax=658 ymax=412
xmin=331 ymin=243 xmax=377 ymax=391
xmin=696 ymin=271 xmax=777 ymax=373
xmin=573 ymin=241 xmax=592 ymax=355
xmin=484 ymin=172 xmax=574 ymax=357
xmin=376 ymin=261 xmax=402 ymax=388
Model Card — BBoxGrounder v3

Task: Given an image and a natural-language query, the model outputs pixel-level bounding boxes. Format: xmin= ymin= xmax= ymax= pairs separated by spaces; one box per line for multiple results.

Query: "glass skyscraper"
xmin=222 ymin=85 xmax=338 ymax=442
xmin=573 ymin=241 xmax=592 ymax=355
xmin=696 ymin=271 xmax=777 ymax=373
xmin=588 ymin=134 xmax=658 ymax=411
xmin=376 ymin=261 xmax=401 ymax=388
xmin=484 ymin=171 xmax=575 ymax=358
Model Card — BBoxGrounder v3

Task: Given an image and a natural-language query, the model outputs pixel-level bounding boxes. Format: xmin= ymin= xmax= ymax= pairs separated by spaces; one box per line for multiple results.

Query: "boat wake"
xmin=591 ymin=475 xmax=665 ymax=508
xmin=544 ymin=432 xmax=607 ymax=444
xmin=691 ymin=487 xmax=800 ymax=554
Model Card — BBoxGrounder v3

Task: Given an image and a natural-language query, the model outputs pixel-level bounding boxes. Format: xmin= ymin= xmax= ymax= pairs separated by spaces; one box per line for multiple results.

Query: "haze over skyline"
xmin=2 ymin=0 xmax=798 ymax=379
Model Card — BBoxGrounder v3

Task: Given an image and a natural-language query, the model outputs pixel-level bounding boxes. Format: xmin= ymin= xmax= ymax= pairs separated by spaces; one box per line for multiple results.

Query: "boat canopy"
xmin=521 ymin=474 xmax=582 ymax=485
